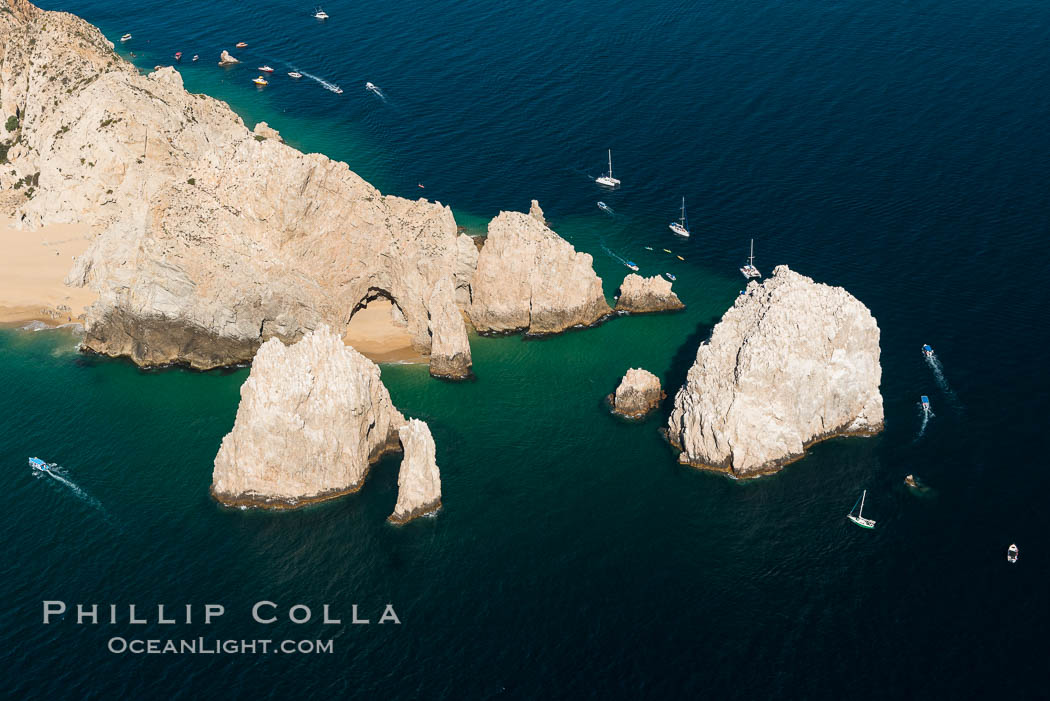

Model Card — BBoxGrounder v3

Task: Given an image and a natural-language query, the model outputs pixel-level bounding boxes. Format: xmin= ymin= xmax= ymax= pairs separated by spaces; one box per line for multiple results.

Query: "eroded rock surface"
xmin=427 ymin=276 xmax=472 ymax=379
xmin=614 ymin=274 xmax=684 ymax=313
xmin=609 ymin=368 xmax=664 ymax=419
xmin=667 ymin=266 xmax=883 ymax=477
xmin=468 ymin=211 xmax=611 ymax=335
xmin=211 ymin=327 xmax=405 ymax=507
xmin=389 ymin=419 xmax=442 ymax=523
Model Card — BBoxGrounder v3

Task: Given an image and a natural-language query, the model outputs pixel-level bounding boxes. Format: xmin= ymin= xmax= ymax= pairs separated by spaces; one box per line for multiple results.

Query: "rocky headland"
xmin=389 ymin=419 xmax=442 ymax=524
xmin=614 ymin=274 xmax=684 ymax=314
xmin=468 ymin=211 xmax=612 ymax=335
xmin=666 ymin=266 xmax=883 ymax=477
xmin=211 ymin=326 xmax=405 ymax=508
xmin=608 ymin=368 xmax=664 ymax=419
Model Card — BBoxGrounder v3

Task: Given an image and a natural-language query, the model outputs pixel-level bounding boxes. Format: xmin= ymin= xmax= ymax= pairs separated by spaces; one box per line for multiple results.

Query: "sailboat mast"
xmin=859 ymin=489 xmax=866 ymax=516
xmin=680 ymin=196 xmax=686 ymax=225
xmin=749 ymin=238 xmax=755 ymax=265
xmin=607 ymin=149 xmax=613 ymax=178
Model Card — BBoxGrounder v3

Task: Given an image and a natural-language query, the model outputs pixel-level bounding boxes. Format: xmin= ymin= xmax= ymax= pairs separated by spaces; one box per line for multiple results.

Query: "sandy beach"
xmin=343 ymin=299 xmax=426 ymax=364
xmin=0 ymin=221 xmax=97 ymax=325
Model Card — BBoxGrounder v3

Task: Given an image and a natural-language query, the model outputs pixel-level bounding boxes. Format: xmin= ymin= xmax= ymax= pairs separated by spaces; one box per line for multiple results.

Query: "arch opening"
xmin=343 ymin=288 xmax=423 ymax=364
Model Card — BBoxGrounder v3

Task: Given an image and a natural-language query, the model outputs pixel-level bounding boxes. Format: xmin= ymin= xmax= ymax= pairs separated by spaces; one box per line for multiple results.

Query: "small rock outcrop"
xmin=667 ymin=266 xmax=884 ymax=477
xmin=528 ymin=199 xmax=546 ymax=224
xmin=389 ymin=419 xmax=442 ymax=523
xmin=252 ymin=121 xmax=281 ymax=141
xmin=218 ymin=50 xmax=239 ymax=66
xmin=609 ymin=368 xmax=664 ymax=419
xmin=211 ymin=327 xmax=405 ymax=507
xmin=614 ymin=274 xmax=684 ymax=313
xmin=427 ymin=276 xmax=472 ymax=379
xmin=468 ymin=211 xmax=612 ymax=335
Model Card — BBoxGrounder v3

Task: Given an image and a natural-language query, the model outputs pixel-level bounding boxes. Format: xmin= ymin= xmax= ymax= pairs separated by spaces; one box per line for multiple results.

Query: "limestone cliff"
xmin=614 ymin=274 xmax=684 ymax=313
xmin=609 ymin=368 xmax=664 ymax=419
xmin=389 ymin=419 xmax=442 ymax=524
xmin=211 ymin=327 xmax=405 ymax=507
xmin=427 ymin=276 xmax=472 ymax=379
xmin=468 ymin=211 xmax=611 ymax=335
xmin=0 ymin=2 xmax=476 ymax=374
xmin=667 ymin=266 xmax=883 ymax=477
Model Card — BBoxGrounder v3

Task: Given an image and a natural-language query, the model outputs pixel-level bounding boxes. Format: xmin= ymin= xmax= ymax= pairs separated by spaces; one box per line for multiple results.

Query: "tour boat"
xmin=921 ymin=395 xmax=930 ymax=412
xmin=120 ymin=33 xmax=132 ymax=42
xmin=740 ymin=238 xmax=760 ymax=279
xmin=314 ymin=7 xmax=329 ymax=19
xmin=847 ymin=489 xmax=876 ymax=529
xmin=597 ymin=201 xmax=612 ymax=213
xmin=1007 ymin=544 xmax=1019 ymax=563
xmin=192 ymin=54 xmax=199 ymax=62
xmin=288 ymin=71 xmax=303 ymax=79
xmin=665 ymin=273 xmax=676 ymax=281
xmin=252 ymin=76 xmax=269 ymax=86
xmin=332 ymin=86 xmax=343 ymax=94
xmin=669 ymin=196 xmax=690 ymax=237
xmin=922 ymin=344 xmax=933 ymax=358
xmin=365 ymin=82 xmax=382 ymax=95
xmin=625 ymin=261 xmax=639 ymax=271
xmin=236 ymin=42 xmax=248 ymax=48
xmin=174 ymin=52 xmax=182 ymax=61
xmin=596 ymin=149 xmax=620 ymax=187
xmin=28 ymin=457 xmax=50 ymax=473
xmin=258 ymin=65 xmax=275 ymax=73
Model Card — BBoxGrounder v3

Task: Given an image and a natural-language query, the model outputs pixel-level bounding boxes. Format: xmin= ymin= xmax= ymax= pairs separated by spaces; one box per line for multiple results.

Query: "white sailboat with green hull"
xmin=847 ymin=489 xmax=876 ymax=529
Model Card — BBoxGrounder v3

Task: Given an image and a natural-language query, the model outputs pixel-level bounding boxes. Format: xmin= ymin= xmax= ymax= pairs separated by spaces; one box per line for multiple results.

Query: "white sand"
xmin=0 ymin=221 xmax=97 ymax=325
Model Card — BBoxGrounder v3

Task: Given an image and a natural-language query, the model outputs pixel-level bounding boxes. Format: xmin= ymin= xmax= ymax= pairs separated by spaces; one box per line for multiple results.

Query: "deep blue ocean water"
xmin=4 ymin=0 xmax=1050 ymax=697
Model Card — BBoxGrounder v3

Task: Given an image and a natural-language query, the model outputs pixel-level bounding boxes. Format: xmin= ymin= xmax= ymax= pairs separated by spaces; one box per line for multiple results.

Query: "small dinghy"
xmin=174 ymin=52 xmax=182 ymax=61
xmin=922 ymin=344 xmax=933 ymax=358
xmin=847 ymin=489 xmax=876 ymax=529
xmin=1007 ymin=544 xmax=1019 ymax=563
xmin=120 ymin=33 xmax=132 ymax=42
xmin=236 ymin=42 xmax=248 ymax=48
xmin=252 ymin=76 xmax=269 ymax=86
xmin=921 ymin=395 xmax=931 ymax=412
xmin=665 ymin=273 xmax=676 ymax=281
xmin=625 ymin=261 xmax=639 ymax=271
xmin=192 ymin=54 xmax=199 ymax=62
xmin=28 ymin=457 xmax=50 ymax=473
xmin=258 ymin=65 xmax=274 ymax=73
xmin=596 ymin=149 xmax=620 ymax=187
xmin=597 ymin=201 xmax=613 ymax=213
xmin=288 ymin=71 xmax=303 ymax=79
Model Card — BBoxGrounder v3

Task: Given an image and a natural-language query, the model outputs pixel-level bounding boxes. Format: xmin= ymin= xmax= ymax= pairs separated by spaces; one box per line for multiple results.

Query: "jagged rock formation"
xmin=468 ymin=211 xmax=611 ymax=335
xmin=614 ymin=274 xmax=684 ymax=313
xmin=528 ymin=199 xmax=545 ymax=224
xmin=211 ymin=327 xmax=405 ymax=507
xmin=667 ymin=266 xmax=884 ymax=477
xmin=427 ymin=276 xmax=472 ymax=379
xmin=217 ymin=50 xmax=239 ymax=66
xmin=389 ymin=419 xmax=442 ymax=523
xmin=608 ymin=368 xmax=664 ymax=419
xmin=252 ymin=121 xmax=281 ymax=141
xmin=1 ymin=2 xmax=477 ymax=374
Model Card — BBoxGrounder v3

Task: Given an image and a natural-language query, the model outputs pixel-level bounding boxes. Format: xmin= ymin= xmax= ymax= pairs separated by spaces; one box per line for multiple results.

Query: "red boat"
xmin=174 ymin=51 xmax=182 ymax=61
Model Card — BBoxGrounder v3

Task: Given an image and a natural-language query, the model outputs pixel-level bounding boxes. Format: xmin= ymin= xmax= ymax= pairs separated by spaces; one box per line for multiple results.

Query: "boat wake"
xmin=365 ymin=82 xmax=386 ymax=100
xmin=914 ymin=405 xmax=934 ymax=442
xmin=33 ymin=461 xmax=110 ymax=518
xmin=924 ymin=354 xmax=961 ymax=410
xmin=601 ymin=244 xmax=629 ymax=267
xmin=294 ymin=69 xmax=343 ymax=94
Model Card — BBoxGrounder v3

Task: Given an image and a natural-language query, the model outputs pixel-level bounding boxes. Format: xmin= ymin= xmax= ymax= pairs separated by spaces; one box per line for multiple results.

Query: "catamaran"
xmin=669 ymin=197 xmax=690 ymax=237
xmin=1007 ymin=544 xmax=1019 ymax=563
xmin=28 ymin=457 xmax=50 ymax=473
xmin=921 ymin=395 xmax=930 ymax=412
xmin=922 ymin=344 xmax=934 ymax=358
xmin=740 ymin=239 xmax=760 ymax=279
xmin=596 ymin=149 xmax=620 ymax=187
xmin=314 ymin=7 xmax=329 ymax=19
xmin=847 ymin=489 xmax=876 ymax=529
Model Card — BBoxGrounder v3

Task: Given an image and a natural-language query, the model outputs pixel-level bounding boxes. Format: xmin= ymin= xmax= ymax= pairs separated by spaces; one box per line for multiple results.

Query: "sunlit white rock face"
xmin=667 ymin=266 xmax=884 ymax=477
xmin=211 ymin=327 xmax=405 ymax=507
xmin=614 ymin=274 xmax=684 ymax=314
xmin=609 ymin=368 xmax=664 ymax=419
xmin=389 ymin=419 xmax=442 ymax=524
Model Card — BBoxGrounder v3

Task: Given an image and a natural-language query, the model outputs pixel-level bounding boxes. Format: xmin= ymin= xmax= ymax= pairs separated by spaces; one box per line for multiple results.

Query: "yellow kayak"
xmin=677 ymin=255 xmax=684 ymax=261
xmin=663 ymin=248 xmax=672 ymax=253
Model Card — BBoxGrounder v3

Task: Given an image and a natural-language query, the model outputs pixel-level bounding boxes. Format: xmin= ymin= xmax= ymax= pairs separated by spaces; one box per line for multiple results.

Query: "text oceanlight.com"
xmin=107 ymin=638 xmax=334 ymax=655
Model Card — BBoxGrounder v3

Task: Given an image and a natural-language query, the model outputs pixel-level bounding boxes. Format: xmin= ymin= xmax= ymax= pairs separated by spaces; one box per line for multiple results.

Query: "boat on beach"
xmin=29 ymin=457 xmax=50 ymax=472
xmin=1007 ymin=544 xmax=1019 ymax=563
xmin=847 ymin=489 xmax=876 ymax=529
xmin=669 ymin=196 xmax=690 ymax=237
xmin=740 ymin=238 xmax=760 ymax=279
xmin=596 ymin=149 xmax=620 ymax=187
xmin=252 ymin=76 xmax=269 ymax=86
xmin=120 ymin=33 xmax=132 ymax=42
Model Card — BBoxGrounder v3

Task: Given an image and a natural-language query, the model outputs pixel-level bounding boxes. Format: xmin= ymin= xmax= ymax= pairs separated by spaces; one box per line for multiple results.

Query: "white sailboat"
xmin=669 ymin=196 xmax=690 ymax=237
xmin=596 ymin=149 xmax=620 ymax=187
xmin=847 ymin=489 xmax=876 ymax=529
xmin=740 ymin=238 xmax=760 ymax=279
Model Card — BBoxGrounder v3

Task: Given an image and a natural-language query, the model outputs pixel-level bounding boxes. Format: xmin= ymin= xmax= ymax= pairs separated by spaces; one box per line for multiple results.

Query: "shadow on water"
xmin=658 ymin=318 xmax=715 ymax=423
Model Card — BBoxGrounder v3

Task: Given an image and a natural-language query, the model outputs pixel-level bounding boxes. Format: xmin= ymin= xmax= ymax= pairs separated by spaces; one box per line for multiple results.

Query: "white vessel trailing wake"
xmin=295 ymin=69 xmax=343 ymax=94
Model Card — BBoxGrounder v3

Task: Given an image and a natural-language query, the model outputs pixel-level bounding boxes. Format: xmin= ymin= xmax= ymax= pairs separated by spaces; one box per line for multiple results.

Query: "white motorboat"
xmin=597 ymin=201 xmax=613 ymax=213
xmin=596 ymin=149 xmax=620 ymax=187
xmin=625 ymin=261 xmax=639 ymax=271
xmin=258 ymin=65 xmax=275 ymax=73
xmin=665 ymin=273 xmax=676 ymax=281
xmin=669 ymin=196 xmax=690 ymax=237
xmin=29 ymin=457 xmax=50 ymax=473
xmin=740 ymin=238 xmax=760 ymax=279
xmin=288 ymin=71 xmax=303 ymax=79
xmin=314 ymin=7 xmax=329 ymax=19
xmin=120 ymin=33 xmax=132 ymax=42
xmin=1007 ymin=544 xmax=1019 ymax=563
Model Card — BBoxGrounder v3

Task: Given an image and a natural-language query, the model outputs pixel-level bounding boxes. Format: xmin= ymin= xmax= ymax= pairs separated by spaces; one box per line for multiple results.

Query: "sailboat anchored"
xmin=596 ymin=149 xmax=620 ymax=187
xmin=669 ymin=197 xmax=690 ymax=237
xmin=847 ymin=489 xmax=876 ymax=529
xmin=740 ymin=238 xmax=760 ymax=279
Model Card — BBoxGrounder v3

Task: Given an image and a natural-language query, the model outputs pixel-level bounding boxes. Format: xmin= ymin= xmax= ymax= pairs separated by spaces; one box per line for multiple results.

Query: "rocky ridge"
xmin=614 ymin=274 xmax=685 ymax=314
xmin=608 ymin=368 xmax=664 ymax=419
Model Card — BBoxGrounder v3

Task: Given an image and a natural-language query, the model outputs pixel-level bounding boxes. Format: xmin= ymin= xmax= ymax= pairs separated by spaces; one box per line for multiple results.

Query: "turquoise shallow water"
xmin=5 ymin=0 xmax=1050 ymax=697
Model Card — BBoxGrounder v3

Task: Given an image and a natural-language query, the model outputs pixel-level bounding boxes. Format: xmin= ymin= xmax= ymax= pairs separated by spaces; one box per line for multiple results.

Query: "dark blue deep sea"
xmin=4 ymin=0 xmax=1050 ymax=697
